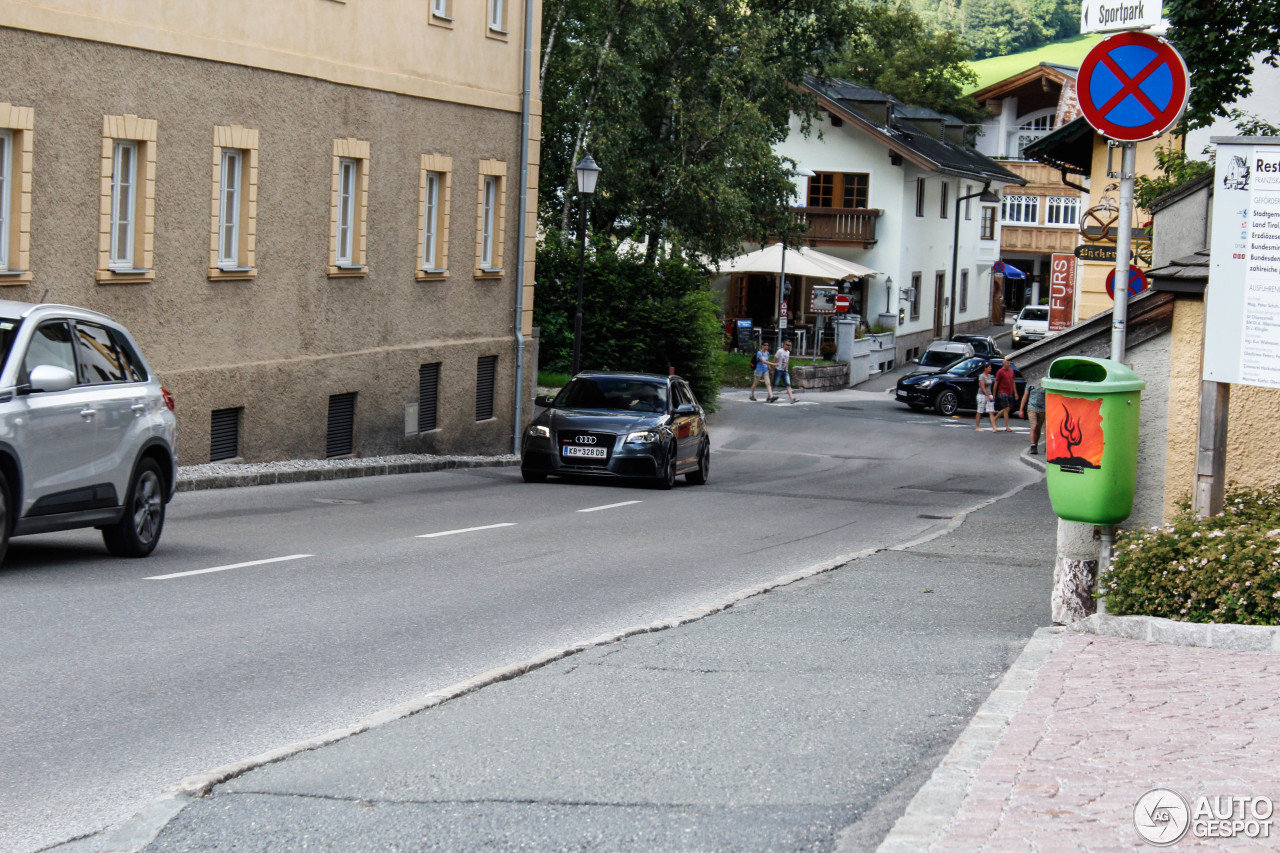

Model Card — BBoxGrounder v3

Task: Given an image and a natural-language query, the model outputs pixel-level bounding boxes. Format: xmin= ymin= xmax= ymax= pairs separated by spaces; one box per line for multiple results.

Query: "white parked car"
xmin=1012 ymin=306 xmax=1050 ymax=348
xmin=0 ymin=302 xmax=177 ymax=565
xmin=907 ymin=340 xmax=975 ymax=376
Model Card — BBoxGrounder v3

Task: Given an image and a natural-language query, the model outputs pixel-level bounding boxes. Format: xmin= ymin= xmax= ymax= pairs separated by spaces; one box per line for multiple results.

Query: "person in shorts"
xmin=772 ymin=340 xmax=797 ymax=404
xmin=994 ymin=357 xmax=1018 ymax=432
xmin=975 ymin=361 xmax=998 ymax=431
xmin=1019 ymin=381 xmax=1046 ymax=454
xmin=750 ymin=342 xmax=774 ymax=401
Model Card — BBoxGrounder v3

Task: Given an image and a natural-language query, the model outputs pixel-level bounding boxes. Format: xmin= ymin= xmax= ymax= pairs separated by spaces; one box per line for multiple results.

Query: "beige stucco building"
xmin=0 ymin=0 xmax=541 ymax=464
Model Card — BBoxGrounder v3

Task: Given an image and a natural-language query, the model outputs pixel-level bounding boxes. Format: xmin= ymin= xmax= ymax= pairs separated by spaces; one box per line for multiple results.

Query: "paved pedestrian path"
xmin=884 ymin=630 xmax=1280 ymax=851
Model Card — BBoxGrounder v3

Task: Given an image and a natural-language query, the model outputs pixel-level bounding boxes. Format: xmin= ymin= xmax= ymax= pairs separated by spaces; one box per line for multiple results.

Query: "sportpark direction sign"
xmin=1080 ymin=0 xmax=1163 ymax=34
xmin=1078 ymin=32 xmax=1188 ymax=142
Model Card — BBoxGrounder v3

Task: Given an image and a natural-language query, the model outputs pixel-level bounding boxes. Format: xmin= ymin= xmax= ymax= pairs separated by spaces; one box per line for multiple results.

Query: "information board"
xmin=1203 ymin=139 xmax=1280 ymax=389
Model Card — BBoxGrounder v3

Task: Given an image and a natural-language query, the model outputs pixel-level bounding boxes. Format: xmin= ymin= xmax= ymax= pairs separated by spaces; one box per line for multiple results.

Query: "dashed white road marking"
xmin=578 ymin=500 xmax=643 ymax=513
xmin=147 ymin=554 xmax=313 ymax=580
xmin=417 ymin=523 xmax=517 ymax=538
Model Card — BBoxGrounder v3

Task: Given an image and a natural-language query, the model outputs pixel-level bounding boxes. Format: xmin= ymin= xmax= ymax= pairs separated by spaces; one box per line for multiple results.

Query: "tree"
xmin=539 ymin=0 xmax=857 ymax=264
xmin=834 ymin=1 xmax=984 ymax=125
xmin=534 ymin=232 xmax=724 ymax=406
xmin=1164 ymin=0 xmax=1280 ymax=130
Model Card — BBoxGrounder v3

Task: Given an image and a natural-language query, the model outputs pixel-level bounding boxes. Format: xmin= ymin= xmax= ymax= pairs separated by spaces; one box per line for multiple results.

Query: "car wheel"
xmin=935 ymin=389 xmax=960 ymax=417
xmin=102 ymin=459 xmax=165 ymax=558
xmin=686 ymin=440 xmax=709 ymax=485
xmin=521 ymin=468 xmax=547 ymax=483
xmin=0 ymin=470 xmax=10 ymax=568
xmin=655 ymin=444 xmax=677 ymax=490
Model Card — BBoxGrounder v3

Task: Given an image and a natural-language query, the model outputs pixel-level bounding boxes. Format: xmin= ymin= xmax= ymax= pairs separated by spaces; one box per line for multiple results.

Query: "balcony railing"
xmin=794 ymin=206 xmax=881 ymax=247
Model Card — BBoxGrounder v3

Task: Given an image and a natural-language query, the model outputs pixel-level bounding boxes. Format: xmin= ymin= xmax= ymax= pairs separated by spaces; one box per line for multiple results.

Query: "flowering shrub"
xmin=1101 ymin=485 xmax=1280 ymax=625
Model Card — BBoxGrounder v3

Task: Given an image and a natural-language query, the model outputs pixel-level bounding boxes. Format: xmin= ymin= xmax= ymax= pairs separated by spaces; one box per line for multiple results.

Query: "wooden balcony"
xmin=795 ymin=206 xmax=881 ymax=248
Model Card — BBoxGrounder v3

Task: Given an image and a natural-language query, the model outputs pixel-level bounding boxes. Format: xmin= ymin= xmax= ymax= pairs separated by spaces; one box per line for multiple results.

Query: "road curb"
xmin=1068 ymin=612 xmax=1280 ymax=652
xmin=175 ymin=456 xmax=517 ymax=492
xmin=875 ymin=626 xmax=1066 ymax=853
xmin=95 ymin=477 xmax=1043 ymax=852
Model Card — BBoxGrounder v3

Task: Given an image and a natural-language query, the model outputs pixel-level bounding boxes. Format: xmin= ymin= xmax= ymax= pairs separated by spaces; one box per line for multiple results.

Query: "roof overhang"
xmin=970 ymin=63 xmax=1076 ymax=104
xmin=1022 ymin=116 xmax=1096 ymax=176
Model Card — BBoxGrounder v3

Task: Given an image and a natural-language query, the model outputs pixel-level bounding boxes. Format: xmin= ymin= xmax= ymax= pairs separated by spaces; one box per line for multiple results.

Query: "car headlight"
xmin=527 ymin=425 xmax=550 ymax=439
xmin=626 ymin=429 xmax=660 ymax=444
xmin=917 ymin=378 xmax=938 ymax=389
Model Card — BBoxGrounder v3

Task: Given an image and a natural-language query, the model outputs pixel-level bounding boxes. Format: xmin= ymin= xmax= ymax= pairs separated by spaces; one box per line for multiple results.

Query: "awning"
xmin=994 ymin=260 xmax=1027 ymax=280
xmin=716 ymin=243 xmax=879 ymax=280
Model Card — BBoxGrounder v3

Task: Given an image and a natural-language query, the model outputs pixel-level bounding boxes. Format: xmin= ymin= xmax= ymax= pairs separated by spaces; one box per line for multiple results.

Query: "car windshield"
xmin=920 ymin=350 xmax=962 ymax=367
xmin=0 ymin=318 xmax=22 ymax=376
xmin=946 ymin=357 xmax=985 ymax=375
xmin=1021 ymin=307 xmax=1049 ymax=321
xmin=554 ymin=377 xmax=668 ymax=413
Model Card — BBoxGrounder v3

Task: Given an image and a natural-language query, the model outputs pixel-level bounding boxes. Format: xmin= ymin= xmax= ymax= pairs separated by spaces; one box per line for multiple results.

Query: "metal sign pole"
xmin=1110 ymin=142 xmax=1137 ymax=361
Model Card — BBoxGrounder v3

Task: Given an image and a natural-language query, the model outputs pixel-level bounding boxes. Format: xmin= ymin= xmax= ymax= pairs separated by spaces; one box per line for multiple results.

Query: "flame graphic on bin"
xmin=1046 ymin=396 xmax=1103 ymax=469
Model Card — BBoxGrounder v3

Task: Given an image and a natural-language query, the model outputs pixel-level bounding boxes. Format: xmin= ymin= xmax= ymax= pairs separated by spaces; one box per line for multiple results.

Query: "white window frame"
xmin=110 ymin=140 xmax=138 ymax=271
xmin=0 ymin=130 xmax=10 ymax=271
xmin=480 ymin=175 xmax=497 ymax=269
xmin=489 ymin=0 xmax=505 ymax=31
xmin=218 ymin=149 xmax=242 ymax=269
xmin=433 ymin=0 xmax=449 ymax=15
xmin=337 ymin=157 xmax=357 ymax=266
xmin=1011 ymin=109 xmax=1056 ymax=159
xmin=940 ymin=181 xmax=949 ymax=219
xmin=915 ymin=178 xmax=925 ymax=218
xmin=1046 ymin=195 xmax=1082 ymax=227
xmin=1001 ymin=194 xmax=1040 ymax=225
xmin=422 ymin=171 xmax=441 ymax=271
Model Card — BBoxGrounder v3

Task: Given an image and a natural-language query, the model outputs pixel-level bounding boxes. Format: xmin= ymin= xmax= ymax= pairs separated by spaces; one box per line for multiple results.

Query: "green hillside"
xmin=965 ymin=34 xmax=1105 ymax=92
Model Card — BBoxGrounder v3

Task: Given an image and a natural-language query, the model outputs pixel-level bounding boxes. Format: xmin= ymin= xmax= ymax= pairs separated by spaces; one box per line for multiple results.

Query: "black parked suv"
xmin=520 ymin=371 xmax=710 ymax=489
xmin=895 ymin=357 xmax=1026 ymax=416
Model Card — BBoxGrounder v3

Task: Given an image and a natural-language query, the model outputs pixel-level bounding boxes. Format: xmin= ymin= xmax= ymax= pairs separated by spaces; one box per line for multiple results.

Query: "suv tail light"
xmin=161 ymin=387 xmax=175 ymax=412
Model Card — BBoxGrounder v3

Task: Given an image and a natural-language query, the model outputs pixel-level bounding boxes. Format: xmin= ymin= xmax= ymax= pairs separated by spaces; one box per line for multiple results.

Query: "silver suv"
xmin=0 ymin=302 xmax=177 ymax=565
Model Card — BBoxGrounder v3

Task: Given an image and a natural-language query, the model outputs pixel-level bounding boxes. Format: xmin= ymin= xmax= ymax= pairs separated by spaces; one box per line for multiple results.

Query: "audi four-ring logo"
xmin=575 ymin=435 xmax=597 ymax=444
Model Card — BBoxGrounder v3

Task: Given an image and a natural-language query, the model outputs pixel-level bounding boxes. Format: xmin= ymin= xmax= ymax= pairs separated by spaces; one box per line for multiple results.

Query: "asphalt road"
xmin=2 ymin=385 xmax=1041 ymax=853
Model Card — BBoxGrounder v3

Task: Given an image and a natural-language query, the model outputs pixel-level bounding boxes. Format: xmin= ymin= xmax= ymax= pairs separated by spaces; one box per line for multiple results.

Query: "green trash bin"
xmin=1040 ymin=356 xmax=1145 ymax=525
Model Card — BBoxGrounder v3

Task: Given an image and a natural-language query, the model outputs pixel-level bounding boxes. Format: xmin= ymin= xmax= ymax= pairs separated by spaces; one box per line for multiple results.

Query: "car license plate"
xmin=562 ymin=445 xmax=606 ymax=458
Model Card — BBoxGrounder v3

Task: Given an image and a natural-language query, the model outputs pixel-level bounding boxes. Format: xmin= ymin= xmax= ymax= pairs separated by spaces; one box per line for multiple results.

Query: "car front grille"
xmin=557 ymin=431 xmax=615 ymax=468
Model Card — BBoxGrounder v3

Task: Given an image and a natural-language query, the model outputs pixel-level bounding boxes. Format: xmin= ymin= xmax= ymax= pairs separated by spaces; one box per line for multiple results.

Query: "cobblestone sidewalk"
xmin=932 ymin=633 xmax=1280 ymax=850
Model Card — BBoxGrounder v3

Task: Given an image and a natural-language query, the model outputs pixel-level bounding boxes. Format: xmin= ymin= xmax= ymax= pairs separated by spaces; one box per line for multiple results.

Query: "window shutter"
xmin=210 ymin=408 xmax=241 ymax=461
xmin=475 ymin=356 xmax=497 ymax=421
xmin=326 ymin=393 xmax=356 ymax=457
xmin=419 ymin=363 xmax=440 ymax=432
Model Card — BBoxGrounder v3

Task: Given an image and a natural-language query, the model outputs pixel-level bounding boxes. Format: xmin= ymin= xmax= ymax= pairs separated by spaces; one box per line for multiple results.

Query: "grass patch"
xmin=722 ymin=352 xmax=756 ymax=388
xmin=966 ymin=34 xmax=1106 ymax=92
xmin=537 ymin=370 xmax=570 ymax=390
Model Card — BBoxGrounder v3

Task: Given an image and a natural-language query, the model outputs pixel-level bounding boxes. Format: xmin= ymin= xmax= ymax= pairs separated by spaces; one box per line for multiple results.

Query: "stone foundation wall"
xmin=792 ymin=362 xmax=849 ymax=391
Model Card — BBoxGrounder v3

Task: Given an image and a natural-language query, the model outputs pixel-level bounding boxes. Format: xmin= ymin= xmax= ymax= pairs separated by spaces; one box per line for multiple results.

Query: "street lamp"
xmin=777 ymin=167 xmax=815 ymax=349
xmin=570 ymin=153 xmax=601 ymax=376
xmin=949 ymin=183 xmax=1000 ymax=340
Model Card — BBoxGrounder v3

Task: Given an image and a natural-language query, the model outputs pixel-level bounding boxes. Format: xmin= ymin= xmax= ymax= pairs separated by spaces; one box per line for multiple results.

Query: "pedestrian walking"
xmin=772 ymin=340 xmax=797 ymax=404
xmin=750 ymin=342 xmax=775 ymax=401
xmin=994 ymin=357 xmax=1018 ymax=432
xmin=1019 ymin=380 xmax=1046 ymax=454
xmin=975 ymin=361 xmax=998 ymax=431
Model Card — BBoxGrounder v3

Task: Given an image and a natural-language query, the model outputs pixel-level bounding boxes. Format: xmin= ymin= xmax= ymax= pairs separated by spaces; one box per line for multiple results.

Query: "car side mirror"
xmin=914 ymin=357 xmax=921 ymax=364
xmin=28 ymin=364 xmax=76 ymax=393
xmin=534 ymin=394 xmax=554 ymax=407
xmin=674 ymin=403 xmax=697 ymax=415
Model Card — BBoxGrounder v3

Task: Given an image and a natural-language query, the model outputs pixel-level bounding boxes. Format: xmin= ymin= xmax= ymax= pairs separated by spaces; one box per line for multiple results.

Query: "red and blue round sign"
xmin=1105 ymin=265 xmax=1148 ymax=300
xmin=1079 ymin=32 xmax=1189 ymax=142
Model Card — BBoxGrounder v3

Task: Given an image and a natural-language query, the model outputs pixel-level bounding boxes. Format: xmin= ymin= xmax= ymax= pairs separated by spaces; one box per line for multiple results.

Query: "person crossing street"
xmin=772 ymin=340 xmax=797 ymax=404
